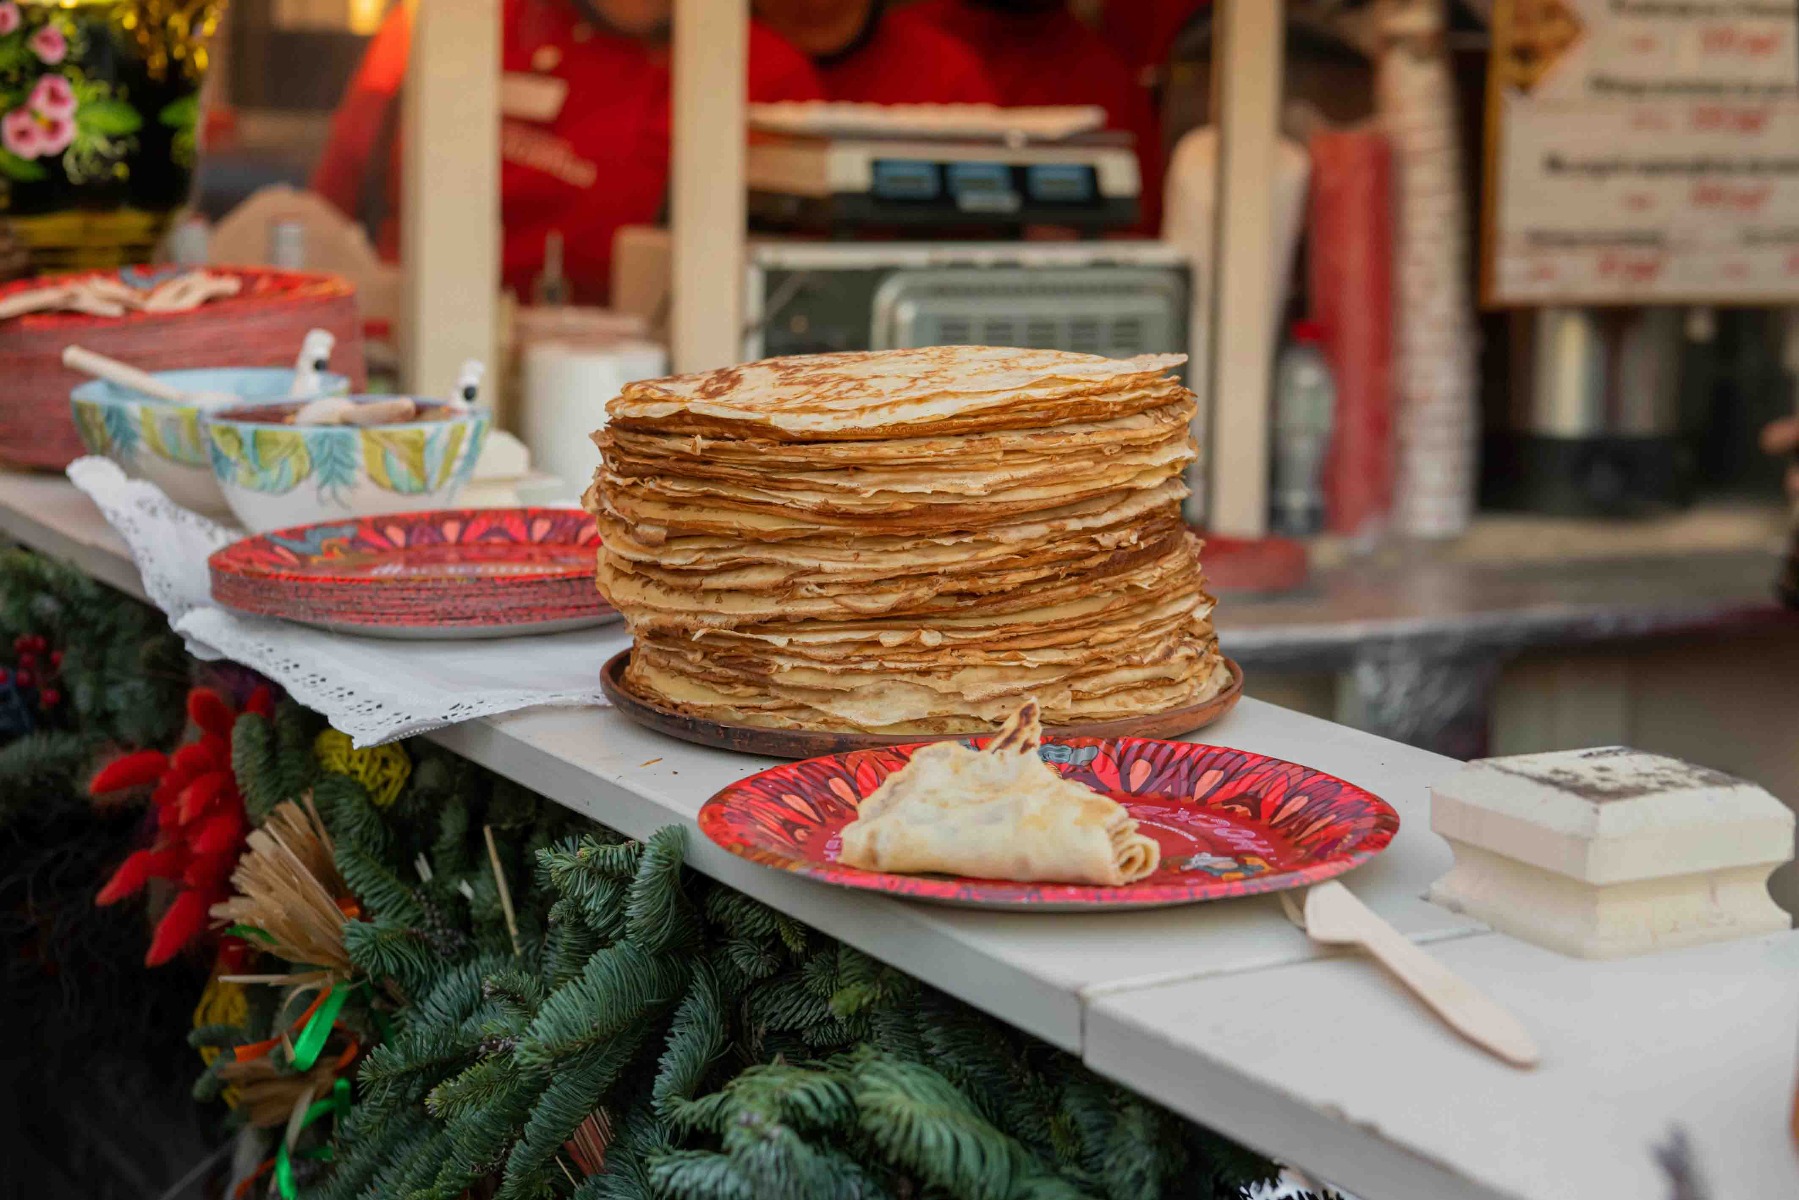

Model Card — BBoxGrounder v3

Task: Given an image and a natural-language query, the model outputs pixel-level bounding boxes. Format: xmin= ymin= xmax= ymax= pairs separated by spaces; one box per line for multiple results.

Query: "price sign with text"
xmin=1482 ymin=0 xmax=1799 ymax=305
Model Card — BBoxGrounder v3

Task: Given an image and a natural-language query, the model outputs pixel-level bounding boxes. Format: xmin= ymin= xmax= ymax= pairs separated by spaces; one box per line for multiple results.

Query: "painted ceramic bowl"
xmin=70 ymin=367 xmax=351 ymax=515
xmin=202 ymin=397 xmax=490 ymax=533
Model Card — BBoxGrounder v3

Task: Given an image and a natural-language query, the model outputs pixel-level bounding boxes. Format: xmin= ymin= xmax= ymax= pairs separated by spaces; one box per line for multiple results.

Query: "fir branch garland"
xmin=0 ymin=549 xmax=1291 ymax=1200
xmin=651 ymin=960 xmax=728 ymax=1123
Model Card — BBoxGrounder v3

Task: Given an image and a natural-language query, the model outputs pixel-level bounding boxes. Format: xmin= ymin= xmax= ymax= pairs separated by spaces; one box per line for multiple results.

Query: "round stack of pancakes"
xmin=585 ymin=346 xmax=1230 ymax=734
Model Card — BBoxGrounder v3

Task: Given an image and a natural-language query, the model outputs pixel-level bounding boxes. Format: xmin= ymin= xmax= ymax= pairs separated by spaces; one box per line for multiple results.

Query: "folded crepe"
xmin=837 ymin=701 xmax=1161 ymax=886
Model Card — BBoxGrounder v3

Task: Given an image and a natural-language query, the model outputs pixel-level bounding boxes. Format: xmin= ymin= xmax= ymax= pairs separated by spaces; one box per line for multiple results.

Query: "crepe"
xmin=585 ymin=345 xmax=1229 ymax=734
xmin=837 ymin=701 xmax=1161 ymax=885
xmin=607 ymin=346 xmax=1187 ymax=439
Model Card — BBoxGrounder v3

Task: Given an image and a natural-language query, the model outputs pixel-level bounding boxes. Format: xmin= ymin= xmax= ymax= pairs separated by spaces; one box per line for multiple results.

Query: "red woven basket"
xmin=0 ymin=266 xmax=367 ymax=470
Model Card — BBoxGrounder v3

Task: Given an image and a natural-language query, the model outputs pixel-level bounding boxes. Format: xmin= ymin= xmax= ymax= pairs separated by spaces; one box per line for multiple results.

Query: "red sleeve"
xmin=1110 ymin=59 xmax=1163 ymax=232
xmin=900 ymin=14 xmax=1000 ymax=105
xmin=309 ymin=3 xmax=413 ymax=220
xmin=1101 ymin=0 xmax=1209 ymax=74
xmin=748 ymin=22 xmax=826 ymax=103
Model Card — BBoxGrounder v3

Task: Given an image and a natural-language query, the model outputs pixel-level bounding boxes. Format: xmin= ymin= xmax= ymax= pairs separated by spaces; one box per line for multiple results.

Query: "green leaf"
xmin=76 ymin=99 xmax=142 ymax=137
xmin=158 ymin=92 xmax=198 ymax=129
xmin=0 ymin=149 xmax=46 ymax=182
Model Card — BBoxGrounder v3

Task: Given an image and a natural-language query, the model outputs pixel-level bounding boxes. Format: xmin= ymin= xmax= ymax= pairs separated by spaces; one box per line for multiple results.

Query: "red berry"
xmin=31 ymin=636 xmax=46 ymax=652
xmin=40 ymin=688 xmax=60 ymax=708
xmin=49 ymin=651 xmax=62 ymax=668
xmin=17 ymin=670 xmax=34 ymax=688
xmin=18 ymin=652 xmax=35 ymax=669
xmin=0 ymin=668 xmax=11 ymax=686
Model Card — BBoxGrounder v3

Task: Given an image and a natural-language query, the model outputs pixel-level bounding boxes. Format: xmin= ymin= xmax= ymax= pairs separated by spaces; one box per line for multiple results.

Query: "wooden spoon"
xmin=293 ymin=396 xmax=419 ymax=427
xmin=1281 ymin=881 xmax=1541 ymax=1068
xmin=62 ymin=345 xmax=239 ymax=409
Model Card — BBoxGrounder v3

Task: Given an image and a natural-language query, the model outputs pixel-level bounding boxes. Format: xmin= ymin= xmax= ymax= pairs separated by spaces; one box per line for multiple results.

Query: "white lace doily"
xmin=68 ymin=457 xmax=621 ymax=746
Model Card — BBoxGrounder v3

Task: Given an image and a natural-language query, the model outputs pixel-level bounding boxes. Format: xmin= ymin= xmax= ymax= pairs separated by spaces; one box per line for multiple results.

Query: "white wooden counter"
xmin=1 ymin=469 xmax=1794 ymax=1200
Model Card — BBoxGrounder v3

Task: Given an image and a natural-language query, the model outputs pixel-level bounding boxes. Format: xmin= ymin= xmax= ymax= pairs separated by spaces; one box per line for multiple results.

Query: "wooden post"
xmin=1205 ymin=0 xmax=1284 ymax=537
xmin=399 ymin=0 xmax=500 ymax=398
xmin=670 ymin=0 xmax=747 ymax=372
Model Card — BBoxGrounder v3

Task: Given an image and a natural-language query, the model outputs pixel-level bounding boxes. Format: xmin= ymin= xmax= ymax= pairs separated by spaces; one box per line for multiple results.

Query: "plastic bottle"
xmin=1269 ymin=320 xmax=1336 ymax=537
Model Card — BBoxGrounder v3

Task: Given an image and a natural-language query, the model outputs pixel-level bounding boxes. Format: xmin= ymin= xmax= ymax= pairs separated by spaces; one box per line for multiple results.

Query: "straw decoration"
xmin=565 ymin=1109 xmax=614 ymax=1177
xmin=211 ymin=799 xmax=353 ymax=975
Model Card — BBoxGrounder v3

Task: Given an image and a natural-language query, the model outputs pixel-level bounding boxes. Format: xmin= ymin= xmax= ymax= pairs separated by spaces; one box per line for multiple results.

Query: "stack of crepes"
xmin=584 ymin=346 xmax=1230 ymax=734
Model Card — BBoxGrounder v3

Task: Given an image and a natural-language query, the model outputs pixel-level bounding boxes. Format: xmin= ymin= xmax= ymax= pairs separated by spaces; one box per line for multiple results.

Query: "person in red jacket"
xmin=311 ymin=0 xmax=823 ymax=303
xmin=1100 ymin=0 xmax=1208 ymax=79
xmin=913 ymin=0 xmax=1163 ymax=229
xmin=752 ymin=0 xmax=998 ymax=104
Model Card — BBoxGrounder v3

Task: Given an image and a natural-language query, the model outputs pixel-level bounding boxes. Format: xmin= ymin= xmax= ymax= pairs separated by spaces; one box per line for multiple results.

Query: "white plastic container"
xmin=521 ymin=340 xmax=666 ymax=500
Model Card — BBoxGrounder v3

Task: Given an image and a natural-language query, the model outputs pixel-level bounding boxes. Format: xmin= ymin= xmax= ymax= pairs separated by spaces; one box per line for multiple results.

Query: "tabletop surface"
xmin=1 ymin=468 xmax=1794 ymax=1200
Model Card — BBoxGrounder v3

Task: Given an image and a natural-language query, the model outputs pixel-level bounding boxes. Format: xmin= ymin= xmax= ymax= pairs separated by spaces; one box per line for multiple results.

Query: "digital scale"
xmin=744 ymin=117 xmax=1142 ymax=234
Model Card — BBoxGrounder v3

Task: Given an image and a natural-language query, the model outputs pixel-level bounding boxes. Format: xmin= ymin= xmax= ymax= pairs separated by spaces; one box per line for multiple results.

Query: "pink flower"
xmin=0 ymin=5 xmax=20 ymax=36
xmin=1 ymin=107 xmax=42 ymax=159
xmin=28 ymin=74 xmax=74 ymax=120
xmin=36 ymin=111 xmax=72 ymax=156
xmin=28 ymin=24 xmax=65 ymax=65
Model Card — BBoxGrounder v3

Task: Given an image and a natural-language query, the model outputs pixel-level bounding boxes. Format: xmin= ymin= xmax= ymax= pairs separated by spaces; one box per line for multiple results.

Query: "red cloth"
xmin=912 ymin=0 xmax=1162 ymax=229
xmin=309 ymin=0 xmax=824 ymax=303
xmin=1307 ymin=129 xmax=1395 ymax=538
xmin=1099 ymin=0 xmax=1208 ymax=73
xmin=812 ymin=6 xmax=998 ymax=104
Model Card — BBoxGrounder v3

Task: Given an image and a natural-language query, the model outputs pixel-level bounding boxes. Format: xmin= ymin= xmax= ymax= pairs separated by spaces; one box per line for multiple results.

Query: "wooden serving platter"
xmin=600 ymin=649 xmax=1244 ymax=759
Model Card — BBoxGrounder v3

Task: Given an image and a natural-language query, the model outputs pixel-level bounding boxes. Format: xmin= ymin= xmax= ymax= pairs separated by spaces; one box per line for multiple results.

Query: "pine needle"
xmin=486 ymin=824 xmax=522 ymax=957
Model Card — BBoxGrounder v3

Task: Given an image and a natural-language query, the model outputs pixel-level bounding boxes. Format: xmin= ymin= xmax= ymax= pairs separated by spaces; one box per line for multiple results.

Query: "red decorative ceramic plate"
xmin=699 ymin=737 xmax=1400 ymax=910
xmin=209 ymin=508 xmax=617 ymax=639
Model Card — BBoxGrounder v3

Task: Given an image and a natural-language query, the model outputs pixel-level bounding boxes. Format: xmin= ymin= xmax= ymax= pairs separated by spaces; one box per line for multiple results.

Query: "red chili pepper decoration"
xmin=178 ymin=771 xmax=231 ymax=825
xmin=172 ymin=740 xmax=222 ymax=779
xmin=245 ymin=685 xmax=276 ymax=721
xmin=91 ymin=687 xmax=260 ymax=966
xmin=187 ymin=688 xmax=236 ymax=740
xmin=146 ymin=890 xmax=214 ymax=967
xmin=94 ymin=846 xmax=186 ymax=905
xmin=89 ymin=749 xmax=171 ymax=796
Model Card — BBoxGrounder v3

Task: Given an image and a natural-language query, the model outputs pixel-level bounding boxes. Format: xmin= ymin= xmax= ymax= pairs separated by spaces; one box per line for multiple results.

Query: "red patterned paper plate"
xmin=209 ymin=508 xmax=618 ymax=639
xmin=699 ymin=737 xmax=1399 ymax=910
